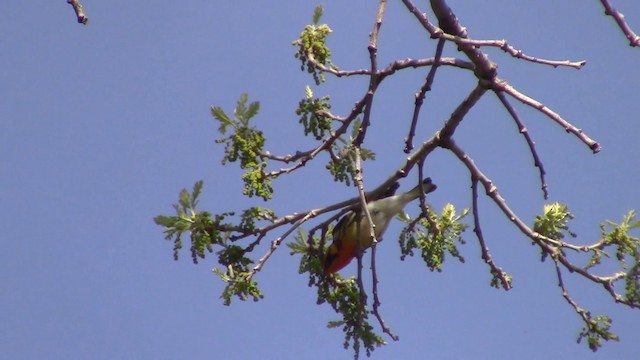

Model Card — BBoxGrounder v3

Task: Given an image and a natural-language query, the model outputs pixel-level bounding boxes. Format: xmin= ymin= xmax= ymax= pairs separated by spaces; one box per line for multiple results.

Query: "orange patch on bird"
xmin=323 ymin=242 xmax=357 ymax=274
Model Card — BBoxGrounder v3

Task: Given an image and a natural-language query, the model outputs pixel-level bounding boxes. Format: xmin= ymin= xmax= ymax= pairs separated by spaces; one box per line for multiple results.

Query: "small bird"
xmin=323 ymin=178 xmax=437 ymax=274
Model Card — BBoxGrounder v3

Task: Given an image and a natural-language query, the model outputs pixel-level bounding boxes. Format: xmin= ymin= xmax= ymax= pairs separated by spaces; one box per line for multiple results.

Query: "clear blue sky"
xmin=1 ymin=1 xmax=639 ymax=359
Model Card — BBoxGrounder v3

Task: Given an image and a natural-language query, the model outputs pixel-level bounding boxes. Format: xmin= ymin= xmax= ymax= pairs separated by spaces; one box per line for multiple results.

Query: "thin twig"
xmin=444 ymin=137 xmax=639 ymax=307
xmin=402 ymin=0 xmax=586 ymax=69
xmin=265 ymin=95 xmax=369 ymax=178
xmin=497 ymin=80 xmax=601 ymax=153
xmin=553 ymin=260 xmax=594 ymax=328
xmin=442 ymin=137 xmax=575 ymax=250
xmin=67 ymin=0 xmax=88 ymax=24
xmin=439 ymin=83 xmax=488 ymax=139
xmin=352 ymin=146 xmax=370 ymax=358
xmin=404 ymin=39 xmax=446 ymax=153
xmin=303 ymin=57 xmax=473 ymax=78
xmin=370 ymin=242 xmax=400 ymax=340
xmin=471 ymin=178 xmax=512 ymax=290
xmin=406 ymin=0 xmax=496 ymax=81
xmin=599 ymin=0 xmax=640 ymax=47
xmin=353 ymin=1 xmax=386 ymax=147
xmin=248 ymin=214 xmax=312 ymax=280
xmin=416 ymin=158 xmax=440 ymax=234
xmin=495 ymin=91 xmax=549 ymax=199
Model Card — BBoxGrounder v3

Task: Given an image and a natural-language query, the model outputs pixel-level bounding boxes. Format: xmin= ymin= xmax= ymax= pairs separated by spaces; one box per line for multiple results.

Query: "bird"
xmin=323 ymin=177 xmax=437 ymax=274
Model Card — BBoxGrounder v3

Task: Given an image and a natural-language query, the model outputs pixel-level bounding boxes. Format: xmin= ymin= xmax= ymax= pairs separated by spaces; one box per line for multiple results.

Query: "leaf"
xmin=246 ymin=101 xmax=260 ymax=120
xmin=312 ymin=4 xmax=323 ymax=25
xmin=178 ymin=188 xmax=191 ymax=212
xmin=235 ymin=93 xmax=249 ymax=121
xmin=192 ymin=180 xmax=204 ymax=206
xmin=153 ymin=215 xmax=177 ymax=227
xmin=211 ymin=106 xmax=232 ymax=134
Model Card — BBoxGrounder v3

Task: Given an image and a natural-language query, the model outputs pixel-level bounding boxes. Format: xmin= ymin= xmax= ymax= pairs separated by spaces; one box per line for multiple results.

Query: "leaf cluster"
xmin=213 ymin=94 xmax=273 ymax=200
xmin=399 ymin=204 xmax=469 ymax=271
xmin=289 ymin=230 xmax=385 ymax=358
xmin=155 ymin=181 xmax=280 ymax=305
xmin=592 ymin=211 xmax=640 ymax=304
xmin=296 ymin=85 xmax=332 ymax=140
xmin=577 ymin=314 xmax=618 ymax=351
xmin=292 ymin=5 xmax=335 ymax=85
xmin=154 ymin=180 xmax=234 ymax=263
xmin=533 ymin=202 xmax=576 ymax=260
xmin=325 ymin=119 xmax=376 ymax=186
xmin=532 ymin=205 xmax=640 ymax=350
xmin=213 ymin=265 xmax=264 ymax=306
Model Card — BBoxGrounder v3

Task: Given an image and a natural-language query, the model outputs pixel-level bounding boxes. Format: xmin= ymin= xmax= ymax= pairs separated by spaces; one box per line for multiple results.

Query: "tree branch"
xmin=496 ymin=80 xmax=601 ymax=153
xmin=495 ymin=91 xmax=549 ymax=199
xmin=404 ymin=39 xmax=446 ymax=153
xmin=471 ymin=178 xmax=513 ymax=290
xmin=403 ymin=0 xmax=586 ymax=69
xmin=599 ymin=0 xmax=640 ymax=47
xmin=66 ymin=0 xmax=88 ymax=25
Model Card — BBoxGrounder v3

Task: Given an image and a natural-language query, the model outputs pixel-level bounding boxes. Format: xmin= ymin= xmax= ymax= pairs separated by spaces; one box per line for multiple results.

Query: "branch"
xmin=495 ymin=91 xmax=549 ymax=199
xmin=404 ymin=39 xmax=446 ymax=153
xmin=352 ymin=146 xmax=370 ymax=359
xmin=471 ymin=178 xmax=513 ymax=290
xmin=402 ymin=0 xmax=586 ymax=69
xmin=444 ymin=138 xmax=639 ymax=309
xmin=599 ymin=0 xmax=640 ymax=47
xmin=248 ymin=215 xmax=309 ymax=280
xmin=371 ymin=239 xmax=399 ymax=340
xmin=67 ymin=0 xmax=88 ymax=25
xmin=404 ymin=0 xmax=496 ymax=81
xmin=353 ymin=0 xmax=386 ymax=147
xmin=497 ymin=80 xmax=601 ymax=153
xmin=443 ymin=138 xmax=570 ymax=249
xmin=439 ymin=83 xmax=488 ymax=139
xmin=416 ymin=159 xmax=441 ymax=234
xmin=308 ymin=57 xmax=473 ymax=79
xmin=264 ymin=96 xmax=368 ymax=178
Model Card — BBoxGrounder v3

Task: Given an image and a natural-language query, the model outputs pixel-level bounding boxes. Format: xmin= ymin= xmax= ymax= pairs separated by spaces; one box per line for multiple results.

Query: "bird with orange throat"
xmin=323 ymin=178 xmax=437 ymax=274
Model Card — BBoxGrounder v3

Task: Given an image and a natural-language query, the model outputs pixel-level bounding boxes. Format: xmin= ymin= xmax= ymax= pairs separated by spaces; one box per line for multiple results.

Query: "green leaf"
xmin=399 ymin=203 xmax=469 ymax=271
xmin=153 ymin=215 xmax=177 ymax=227
xmin=246 ymin=100 xmax=260 ymax=120
xmin=211 ymin=106 xmax=232 ymax=134
xmin=235 ymin=93 xmax=249 ymax=121
xmin=213 ymin=94 xmax=271 ymax=200
xmin=312 ymin=4 xmax=323 ymax=25
xmin=192 ymin=180 xmax=204 ymax=204
xmin=178 ymin=188 xmax=191 ymax=212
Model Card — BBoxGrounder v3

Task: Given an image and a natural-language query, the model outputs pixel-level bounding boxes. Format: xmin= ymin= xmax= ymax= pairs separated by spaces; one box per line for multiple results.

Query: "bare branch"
xmin=402 ymin=0 xmax=586 ymax=69
xmin=404 ymin=39 xmax=446 ymax=153
xmin=497 ymin=80 xmax=601 ymax=153
xmin=67 ymin=0 xmax=88 ymax=25
xmin=370 ymin=241 xmax=400 ymax=340
xmin=444 ymin=138 xmax=639 ymax=309
xmin=495 ymin=91 xmax=549 ymax=199
xmin=442 ymin=137 xmax=573 ymax=250
xmin=599 ymin=0 xmax=640 ymax=47
xmin=353 ymin=0 xmax=386 ymax=147
xmin=439 ymin=83 xmax=488 ymax=139
xmin=416 ymin=158 xmax=441 ymax=233
xmin=352 ymin=146 xmax=370 ymax=358
xmin=248 ymin=215 xmax=310 ymax=280
xmin=309 ymin=57 xmax=473 ymax=79
xmin=471 ymin=178 xmax=513 ymax=290
xmin=264 ymin=96 xmax=368 ymax=178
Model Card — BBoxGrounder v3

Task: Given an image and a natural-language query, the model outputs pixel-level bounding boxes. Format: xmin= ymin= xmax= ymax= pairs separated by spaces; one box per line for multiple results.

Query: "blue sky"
xmin=1 ymin=1 xmax=639 ymax=359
